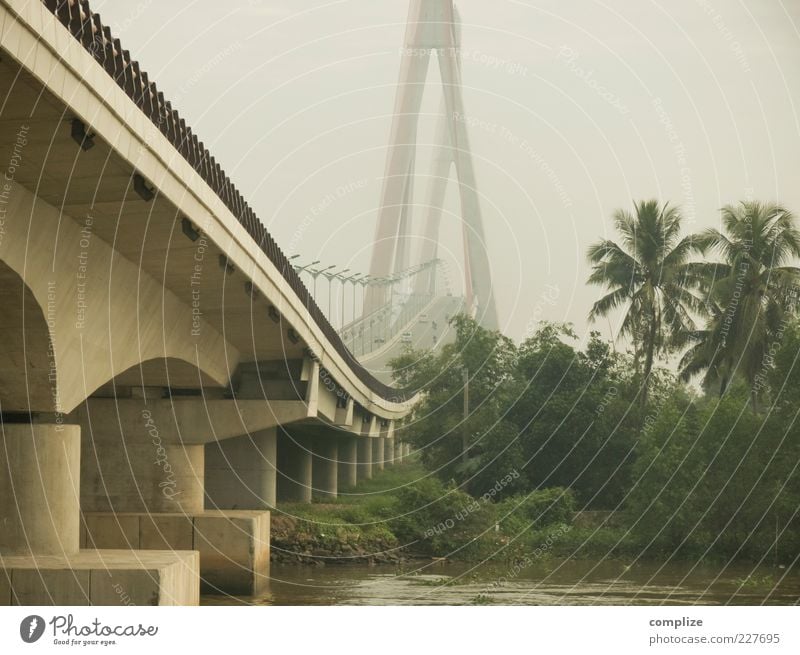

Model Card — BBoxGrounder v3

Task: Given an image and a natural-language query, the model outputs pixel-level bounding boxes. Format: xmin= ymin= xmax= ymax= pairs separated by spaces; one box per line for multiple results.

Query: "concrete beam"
xmin=72 ymin=397 xmax=312 ymax=446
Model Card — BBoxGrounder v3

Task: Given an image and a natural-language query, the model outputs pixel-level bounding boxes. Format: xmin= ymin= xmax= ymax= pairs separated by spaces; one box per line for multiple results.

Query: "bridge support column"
xmin=0 ymin=422 xmax=198 ymax=605
xmin=404 ymin=443 xmax=411 ymax=459
xmin=81 ymin=433 xmax=205 ymax=515
xmin=75 ymin=406 xmax=269 ymax=598
xmin=0 ymin=423 xmax=81 ymax=556
xmin=372 ymin=437 xmax=385 ymax=473
xmin=338 ymin=436 xmax=358 ymax=489
xmin=277 ymin=431 xmax=312 ymax=503
xmin=311 ymin=438 xmax=338 ymax=500
xmin=385 ymin=436 xmax=395 ymax=467
xmin=205 ymin=429 xmax=277 ymax=509
xmin=395 ymin=441 xmax=405 ymax=463
xmin=357 ymin=437 xmax=373 ymax=481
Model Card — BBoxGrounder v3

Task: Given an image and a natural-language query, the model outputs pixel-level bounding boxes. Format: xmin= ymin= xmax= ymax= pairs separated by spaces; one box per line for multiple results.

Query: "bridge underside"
xmin=0 ymin=0 xmax=412 ymax=605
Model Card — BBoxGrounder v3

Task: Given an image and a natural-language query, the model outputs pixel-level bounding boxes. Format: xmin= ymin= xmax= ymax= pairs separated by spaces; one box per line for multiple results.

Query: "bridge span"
xmin=0 ymin=0 xmax=419 ymax=605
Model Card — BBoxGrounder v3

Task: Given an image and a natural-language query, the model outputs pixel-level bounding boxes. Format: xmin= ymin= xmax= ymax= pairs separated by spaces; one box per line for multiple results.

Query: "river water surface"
xmin=203 ymin=559 xmax=800 ymax=606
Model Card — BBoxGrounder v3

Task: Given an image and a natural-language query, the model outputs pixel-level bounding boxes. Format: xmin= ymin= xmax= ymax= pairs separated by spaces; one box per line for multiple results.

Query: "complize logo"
xmin=20 ymin=615 xmax=45 ymax=643
xmin=18 ymin=614 xmax=159 ymax=648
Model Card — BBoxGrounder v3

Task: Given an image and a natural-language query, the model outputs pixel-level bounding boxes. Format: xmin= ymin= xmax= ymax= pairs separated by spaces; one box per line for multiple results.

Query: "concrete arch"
xmin=0 ymin=181 xmax=236 ymax=414
xmin=0 ymin=259 xmax=57 ymax=413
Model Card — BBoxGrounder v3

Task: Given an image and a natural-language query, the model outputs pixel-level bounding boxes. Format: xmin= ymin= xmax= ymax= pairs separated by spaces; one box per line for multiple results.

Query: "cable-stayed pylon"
xmin=364 ymin=0 xmax=498 ymax=330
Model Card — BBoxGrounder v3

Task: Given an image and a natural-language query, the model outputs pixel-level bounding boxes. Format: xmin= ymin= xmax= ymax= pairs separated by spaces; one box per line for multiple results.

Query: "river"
xmin=202 ymin=558 xmax=800 ymax=606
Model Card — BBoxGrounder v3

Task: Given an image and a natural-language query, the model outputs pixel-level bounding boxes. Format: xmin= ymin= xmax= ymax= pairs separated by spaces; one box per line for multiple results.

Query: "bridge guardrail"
xmin=41 ymin=0 xmax=408 ymax=402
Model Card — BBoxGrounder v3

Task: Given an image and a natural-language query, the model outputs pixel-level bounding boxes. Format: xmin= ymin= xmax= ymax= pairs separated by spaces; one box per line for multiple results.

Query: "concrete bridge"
xmin=0 ymin=0 xmax=417 ymax=605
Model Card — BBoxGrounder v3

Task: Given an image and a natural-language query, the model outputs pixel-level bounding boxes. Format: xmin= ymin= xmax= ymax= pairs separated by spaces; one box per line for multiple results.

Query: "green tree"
xmin=681 ymin=201 xmax=800 ymax=410
xmin=587 ymin=200 xmax=703 ymax=406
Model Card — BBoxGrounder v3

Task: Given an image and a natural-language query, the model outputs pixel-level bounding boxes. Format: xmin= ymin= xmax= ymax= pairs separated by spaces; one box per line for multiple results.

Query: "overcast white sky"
xmin=95 ymin=0 xmax=800 ymax=343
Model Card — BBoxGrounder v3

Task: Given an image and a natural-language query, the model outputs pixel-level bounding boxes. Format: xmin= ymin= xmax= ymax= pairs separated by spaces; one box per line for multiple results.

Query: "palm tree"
xmin=680 ymin=201 xmax=800 ymax=410
xmin=587 ymin=200 xmax=704 ymax=405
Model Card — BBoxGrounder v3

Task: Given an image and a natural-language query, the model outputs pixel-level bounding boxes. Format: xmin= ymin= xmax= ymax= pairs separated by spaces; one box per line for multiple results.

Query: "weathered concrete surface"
xmin=338 ymin=436 xmax=358 ymax=489
xmin=73 ymin=398 xmax=311 ymax=446
xmin=372 ymin=437 xmax=385 ymax=473
xmin=357 ymin=437 xmax=373 ymax=481
xmin=194 ymin=511 xmax=270 ymax=596
xmin=311 ymin=438 xmax=338 ymax=500
xmin=205 ymin=429 xmax=277 ymax=509
xmin=82 ymin=511 xmax=269 ymax=596
xmin=277 ymin=431 xmax=312 ymax=502
xmin=80 ymin=432 xmax=205 ymax=514
xmin=0 ymin=550 xmax=199 ymax=605
xmin=0 ymin=424 xmax=81 ymax=556
xmin=0 ymin=183 xmax=233 ymax=414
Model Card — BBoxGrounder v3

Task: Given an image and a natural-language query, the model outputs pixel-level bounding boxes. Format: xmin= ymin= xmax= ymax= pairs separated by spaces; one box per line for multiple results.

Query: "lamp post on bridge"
xmin=324 ymin=267 xmax=349 ymax=324
xmin=340 ymin=272 xmax=363 ymax=332
xmin=292 ymin=258 xmax=321 ymax=295
xmin=306 ymin=263 xmax=334 ymax=301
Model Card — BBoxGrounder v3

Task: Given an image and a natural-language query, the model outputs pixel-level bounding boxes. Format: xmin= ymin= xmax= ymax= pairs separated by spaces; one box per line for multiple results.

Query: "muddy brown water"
xmin=202 ymin=558 xmax=800 ymax=606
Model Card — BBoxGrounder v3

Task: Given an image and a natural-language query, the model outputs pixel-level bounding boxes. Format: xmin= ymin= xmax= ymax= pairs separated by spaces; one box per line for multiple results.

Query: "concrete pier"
xmin=385 ymin=436 xmax=395 ymax=467
xmin=277 ymin=431 xmax=313 ymax=502
xmin=81 ymin=432 xmax=205 ymax=514
xmin=338 ymin=436 xmax=358 ymax=489
xmin=357 ymin=437 xmax=373 ymax=481
xmin=205 ymin=429 xmax=277 ymax=509
xmin=372 ymin=436 xmax=385 ymax=472
xmin=0 ymin=424 xmax=81 ymax=556
xmin=0 ymin=423 xmax=199 ymax=605
xmin=82 ymin=511 xmax=269 ymax=596
xmin=395 ymin=440 xmax=404 ymax=463
xmin=311 ymin=438 xmax=338 ymax=499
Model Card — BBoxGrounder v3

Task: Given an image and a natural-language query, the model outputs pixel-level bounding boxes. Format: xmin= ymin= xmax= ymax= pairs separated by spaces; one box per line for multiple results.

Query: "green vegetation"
xmin=381 ymin=198 xmax=800 ymax=566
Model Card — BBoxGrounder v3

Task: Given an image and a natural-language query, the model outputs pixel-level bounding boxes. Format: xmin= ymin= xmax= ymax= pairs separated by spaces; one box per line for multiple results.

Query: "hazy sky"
xmin=94 ymin=0 xmax=800 ymax=343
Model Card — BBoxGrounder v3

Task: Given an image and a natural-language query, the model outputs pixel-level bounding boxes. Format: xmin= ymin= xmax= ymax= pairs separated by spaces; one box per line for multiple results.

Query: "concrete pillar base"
xmin=0 ymin=550 xmax=199 ymax=605
xmin=82 ymin=510 xmax=270 ymax=596
xmin=394 ymin=440 xmax=404 ymax=463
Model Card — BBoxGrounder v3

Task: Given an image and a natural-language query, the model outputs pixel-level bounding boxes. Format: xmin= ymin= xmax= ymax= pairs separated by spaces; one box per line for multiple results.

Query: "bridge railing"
xmin=41 ymin=0 xmax=408 ymax=402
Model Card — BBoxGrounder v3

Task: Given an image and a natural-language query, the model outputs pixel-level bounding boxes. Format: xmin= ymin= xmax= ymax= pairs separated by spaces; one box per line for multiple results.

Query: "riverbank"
xmin=270 ymin=462 xmax=799 ymax=574
xmin=271 ymin=462 xmax=629 ymax=566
